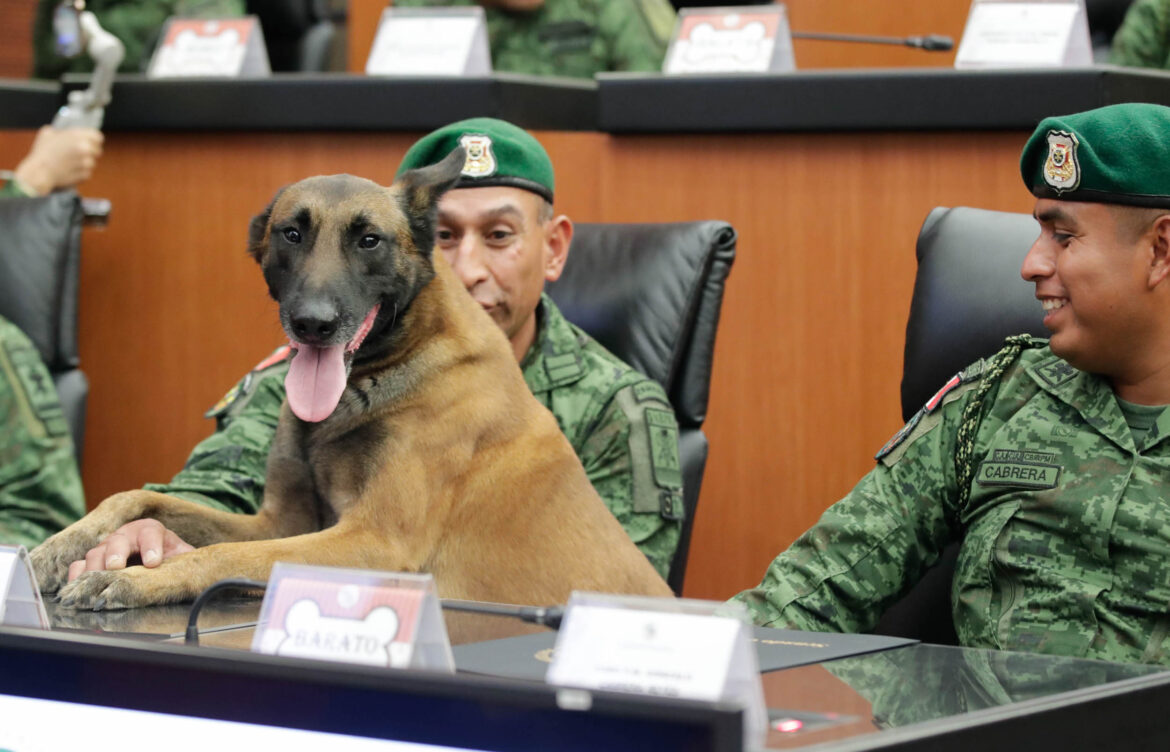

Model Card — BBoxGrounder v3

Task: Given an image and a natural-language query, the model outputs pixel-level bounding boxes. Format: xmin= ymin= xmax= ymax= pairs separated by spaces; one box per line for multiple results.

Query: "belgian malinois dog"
xmin=31 ymin=149 xmax=673 ymax=609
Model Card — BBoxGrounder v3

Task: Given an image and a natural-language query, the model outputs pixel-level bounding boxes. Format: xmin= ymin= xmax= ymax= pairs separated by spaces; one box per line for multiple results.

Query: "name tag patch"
xmin=976 ymin=449 xmax=1061 ymax=489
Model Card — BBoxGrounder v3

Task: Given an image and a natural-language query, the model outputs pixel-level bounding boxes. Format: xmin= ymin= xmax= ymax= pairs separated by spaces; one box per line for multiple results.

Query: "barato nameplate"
xmin=147 ymin=16 xmax=271 ymax=78
xmin=663 ymin=4 xmax=796 ymax=74
xmin=365 ymin=7 xmax=491 ymax=77
xmin=955 ymin=0 xmax=1092 ymax=68
xmin=547 ymin=592 xmax=766 ymax=748
xmin=252 ymin=563 xmax=454 ymax=671
xmin=0 ymin=544 xmax=48 ymax=628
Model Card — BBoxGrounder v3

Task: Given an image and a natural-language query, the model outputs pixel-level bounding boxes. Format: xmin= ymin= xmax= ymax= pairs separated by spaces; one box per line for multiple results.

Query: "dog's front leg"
xmin=56 ymin=515 xmax=425 ymax=610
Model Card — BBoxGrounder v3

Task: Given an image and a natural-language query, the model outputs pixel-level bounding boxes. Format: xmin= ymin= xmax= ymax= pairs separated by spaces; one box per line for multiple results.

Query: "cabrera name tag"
xmin=0 ymin=544 xmax=49 ymax=629
xmin=147 ymin=17 xmax=271 ymax=78
xmin=955 ymin=0 xmax=1092 ymax=69
xmin=365 ymin=7 xmax=491 ymax=77
xmin=546 ymin=592 xmax=766 ymax=749
xmin=663 ymin=5 xmax=796 ymax=75
xmin=251 ymin=563 xmax=454 ymax=672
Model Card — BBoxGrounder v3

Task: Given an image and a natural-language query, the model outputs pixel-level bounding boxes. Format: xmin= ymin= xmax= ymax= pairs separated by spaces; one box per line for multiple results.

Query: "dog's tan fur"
xmin=31 ymin=154 xmax=672 ymax=609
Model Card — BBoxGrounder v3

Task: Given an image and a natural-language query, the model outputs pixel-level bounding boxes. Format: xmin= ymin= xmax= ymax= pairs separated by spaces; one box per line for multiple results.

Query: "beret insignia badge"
xmin=1043 ymin=130 xmax=1080 ymax=193
xmin=459 ymin=133 xmax=496 ymax=178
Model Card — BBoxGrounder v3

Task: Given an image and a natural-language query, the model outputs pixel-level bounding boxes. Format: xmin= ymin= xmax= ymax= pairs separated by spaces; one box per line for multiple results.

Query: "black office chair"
xmin=247 ymin=0 xmax=345 ymax=72
xmin=0 ymin=190 xmax=89 ymax=463
xmin=869 ymin=206 xmax=1047 ymax=644
xmin=546 ymin=221 xmax=737 ymax=595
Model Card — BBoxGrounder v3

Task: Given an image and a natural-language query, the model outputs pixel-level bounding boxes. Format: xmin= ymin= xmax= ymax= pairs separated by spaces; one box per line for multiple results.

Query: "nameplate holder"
xmin=365 ymin=7 xmax=491 ymax=77
xmin=955 ymin=0 xmax=1092 ymax=68
xmin=0 ymin=545 xmax=49 ymax=629
xmin=147 ymin=16 xmax=271 ymax=78
xmin=546 ymin=592 xmax=766 ymax=748
xmin=251 ymin=563 xmax=454 ymax=672
xmin=663 ymin=5 xmax=796 ymax=75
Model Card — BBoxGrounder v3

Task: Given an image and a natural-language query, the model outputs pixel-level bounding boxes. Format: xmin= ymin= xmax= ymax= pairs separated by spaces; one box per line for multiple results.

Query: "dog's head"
xmin=247 ymin=147 xmax=465 ymax=422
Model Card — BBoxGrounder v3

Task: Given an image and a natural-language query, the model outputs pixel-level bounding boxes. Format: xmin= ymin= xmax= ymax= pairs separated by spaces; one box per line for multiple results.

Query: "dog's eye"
xmin=282 ymin=228 xmax=301 ymax=244
xmin=359 ymin=234 xmax=380 ymax=250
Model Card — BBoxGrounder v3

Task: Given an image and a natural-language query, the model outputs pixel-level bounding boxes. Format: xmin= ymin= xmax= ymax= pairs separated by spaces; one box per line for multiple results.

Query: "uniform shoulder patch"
xmin=204 ymin=345 xmax=290 ymax=420
xmin=875 ymin=366 xmax=982 ymax=464
xmin=253 ymin=344 xmax=292 ymax=372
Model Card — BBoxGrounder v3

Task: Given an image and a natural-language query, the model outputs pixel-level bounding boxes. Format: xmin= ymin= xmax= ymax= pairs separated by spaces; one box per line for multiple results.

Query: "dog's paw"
xmin=56 ymin=568 xmax=171 ymax=611
xmin=30 ymin=529 xmax=102 ymax=595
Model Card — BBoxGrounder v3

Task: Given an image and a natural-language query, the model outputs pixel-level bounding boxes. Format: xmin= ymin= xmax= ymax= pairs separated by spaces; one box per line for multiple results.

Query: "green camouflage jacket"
xmin=1110 ymin=0 xmax=1170 ymax=69
xmin=146 ymin=295 xmax=683 ymax=578
xmin=32 ymin=0 xmax=245 ymax=79
xmin=393 ymin=0 xmax=676 ymax=78
xmin=0 ymin=317 xmax=85 ymax=549
xmin=734 ymin=337 xmax=1170 ymax=665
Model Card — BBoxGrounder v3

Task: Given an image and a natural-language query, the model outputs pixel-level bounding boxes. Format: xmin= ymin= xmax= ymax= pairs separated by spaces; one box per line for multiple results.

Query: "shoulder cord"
xmin=953 ymin=334 xmax=1037 ymax=510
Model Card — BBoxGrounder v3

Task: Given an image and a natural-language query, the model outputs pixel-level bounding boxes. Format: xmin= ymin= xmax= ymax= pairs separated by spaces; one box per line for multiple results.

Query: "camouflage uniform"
xmin=146 ymin=295 xmax=684 ymax=578
xmin=1110 ymin=0 xmax=1170 ymax=69
xmin=734 ymin=336 xmax=1170 ymax=665
xmin=31 ymin=0 xmax=245 ymax=79
xmin=393 ymin=0 xmax=676 ymax=78
xmin=0 ymin=316 xmax=85 ymax=549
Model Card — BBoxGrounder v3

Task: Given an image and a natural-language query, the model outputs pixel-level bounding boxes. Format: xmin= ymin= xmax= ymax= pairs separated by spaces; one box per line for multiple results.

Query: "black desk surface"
xmin=4 ymin=66 xmax=1170 ymax=133
xmin=31 ymin=599 xmax=1170 ymax=750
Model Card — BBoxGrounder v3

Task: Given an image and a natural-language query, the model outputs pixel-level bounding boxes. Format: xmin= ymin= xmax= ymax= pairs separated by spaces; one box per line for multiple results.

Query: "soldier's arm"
xmin=142 ymin=366 xmax=284 ymax=515
xmin=731 ymin=378 xmax=983 ymax=633
xmin=577 ymin=380 xmax=683 ymax=581
xmin=601 ymin=0 xmax=675 ymax=72
xmin=1110 ymin=0 xmax=1170 ymax=69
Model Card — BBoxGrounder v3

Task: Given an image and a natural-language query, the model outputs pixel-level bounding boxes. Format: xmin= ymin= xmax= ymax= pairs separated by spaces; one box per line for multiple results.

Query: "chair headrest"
xmin=547 ymin=221 xmax=736 ymax=427
xmin=0 ymin=191 xmax=83 ymax=371
xmin=902 ymin=206 xmax=1048 ymax=421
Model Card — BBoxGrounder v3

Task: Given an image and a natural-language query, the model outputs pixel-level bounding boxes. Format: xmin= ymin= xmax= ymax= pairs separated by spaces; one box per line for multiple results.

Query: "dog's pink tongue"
xmin=285 ymin=344 xmax=347 ymax=422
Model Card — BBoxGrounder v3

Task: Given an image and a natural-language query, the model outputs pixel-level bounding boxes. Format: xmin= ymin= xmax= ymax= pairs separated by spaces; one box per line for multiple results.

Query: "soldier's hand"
xmin=13 ymin=126 xmax=104 ymax=196
xmin=66 ymin=519 xmax=194 ymax=582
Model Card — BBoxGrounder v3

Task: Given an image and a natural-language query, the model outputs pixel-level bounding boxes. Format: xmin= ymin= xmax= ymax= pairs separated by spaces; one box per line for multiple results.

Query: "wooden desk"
xmin=3 ymin=69 xmax=1169 ymax=601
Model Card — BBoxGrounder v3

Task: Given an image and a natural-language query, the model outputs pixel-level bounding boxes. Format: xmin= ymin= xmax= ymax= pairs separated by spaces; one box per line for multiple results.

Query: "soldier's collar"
xmin=522 ymin=295 xmax=585 ymax=392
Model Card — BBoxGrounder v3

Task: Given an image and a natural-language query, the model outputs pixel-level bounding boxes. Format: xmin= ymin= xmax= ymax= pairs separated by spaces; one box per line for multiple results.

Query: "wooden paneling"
xmin=0 ymin=0 xmax=36 ymax=78
xmin=1 ymin=125 xmax=1039 ymax=602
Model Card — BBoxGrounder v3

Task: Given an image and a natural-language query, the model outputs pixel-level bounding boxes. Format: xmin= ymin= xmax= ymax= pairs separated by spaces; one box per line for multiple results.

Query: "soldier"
xmin=0 ymin=126 xmax=101 ymax=547
xmin=733 ymin=102 xmax=1170 ymax=665
xmin=67 ymin=117 xmax=685 ymax=582
xmin=1110 ymin=0 xmax=1170 ymax=70
xmin=392 ymin=0 xmax=676 ymax=79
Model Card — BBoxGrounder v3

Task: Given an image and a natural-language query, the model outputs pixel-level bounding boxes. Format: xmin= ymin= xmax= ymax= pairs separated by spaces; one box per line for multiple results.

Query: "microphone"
xmin=440 ymin=599 xmax=565 ymax=629
xmin=791 ymin=31 xmax=954 ymax=52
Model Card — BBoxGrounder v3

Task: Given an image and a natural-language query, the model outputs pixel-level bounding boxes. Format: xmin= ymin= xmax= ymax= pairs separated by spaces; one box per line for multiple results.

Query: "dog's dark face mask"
xmin=247 ymin=148 xmax=465 ymax=422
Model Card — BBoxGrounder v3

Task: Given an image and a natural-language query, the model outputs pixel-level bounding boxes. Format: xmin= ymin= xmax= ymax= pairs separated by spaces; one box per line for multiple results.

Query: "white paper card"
xmin=148 ymin=16 xmax=271 ymax=78
xmin=664 ymin=5 xmax=796 ymax=75
xmin=955 ymin=0 xmax=1092 ymax=68
xmin=547 ymin=592 xmax=766 ymax=748
xmin=252 ymin=563 xmax=454 ymax=672
xmin=0 ymin=544 xmax=49 ymax=629
xmin=366 ymin=7 xmax=491 ymax=77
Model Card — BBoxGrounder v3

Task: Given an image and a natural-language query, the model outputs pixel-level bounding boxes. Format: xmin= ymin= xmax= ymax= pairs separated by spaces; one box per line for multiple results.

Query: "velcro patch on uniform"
xmin=544 ymin=351 xmax=583 ymax=383
xmin=645 ymin=407 xmax=682 ymax=492
xmin=975 ymin=449 xmax=1061 ymax=489
xmin=253 ymin=344 xmax=292 ymax=372
xmin=875 ymin=408 xmax=923 ymax=462
xmin=925 ymin=373 xmax=962 ymax=413
xmin=1035 ymin=358 xmax=1078 ymax=387
xmin=633 ymin=381 xmax=662 ymax=403
xmin=205 ymin=372 xmax=253 ymax=419
xmin=4 ymin=340 xmax=67 ymax=437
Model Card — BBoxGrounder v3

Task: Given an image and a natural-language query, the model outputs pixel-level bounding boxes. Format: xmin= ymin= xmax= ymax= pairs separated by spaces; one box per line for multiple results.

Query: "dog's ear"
xmin=395 ymin=147 xmax=466 ymax=256
xmin=247 ymin=186 xmax=286 ymax=264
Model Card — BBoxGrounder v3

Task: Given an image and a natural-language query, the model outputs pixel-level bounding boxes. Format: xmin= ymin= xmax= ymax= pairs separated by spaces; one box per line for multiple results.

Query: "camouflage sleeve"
xmin=599 ymin=0 xmax=674 ymax=72
xmin=142 ymin=365 xmax=283 ymax=514
xmin=578 ymin=379 xmax=682 ymax=580
xmin=0 ymin=181 xmax=28 ymax=198
xmin=731 ymin=376 xmax=985 ymax=633
xmin=1110 ymin=0 xmax=1170 ymax=69
xmin=32 ymin=0 xmax=246 ymax=78
xmin=0 ymin=318 xmax=84 ymax=549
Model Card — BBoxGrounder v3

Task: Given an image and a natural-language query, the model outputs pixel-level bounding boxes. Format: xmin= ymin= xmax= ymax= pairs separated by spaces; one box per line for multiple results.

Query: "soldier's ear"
xmin=395 ymin=147 xmax=465 ymax=256
xmin=247 ymin=186 xmax=286 ymax=264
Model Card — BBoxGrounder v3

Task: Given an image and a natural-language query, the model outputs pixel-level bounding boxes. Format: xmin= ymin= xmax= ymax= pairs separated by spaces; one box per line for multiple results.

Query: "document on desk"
xmin=452 ymin=626 xmax=915 ymax=682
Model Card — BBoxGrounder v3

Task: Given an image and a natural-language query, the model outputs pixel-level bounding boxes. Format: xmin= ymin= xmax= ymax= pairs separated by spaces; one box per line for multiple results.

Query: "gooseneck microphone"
xmin=791 ymin=31 xmax=954 ymax=51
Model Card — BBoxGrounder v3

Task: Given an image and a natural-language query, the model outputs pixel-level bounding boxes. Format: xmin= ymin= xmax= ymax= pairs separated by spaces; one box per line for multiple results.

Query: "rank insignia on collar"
xmin=459 ymin=133 xmax=496 ymax=178
xmin=1043 ymin=130 xmax=1080 ymax=193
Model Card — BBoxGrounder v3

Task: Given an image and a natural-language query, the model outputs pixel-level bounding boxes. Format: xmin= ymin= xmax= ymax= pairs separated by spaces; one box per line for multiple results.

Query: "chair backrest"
xmin=872 ymin=206 xmax=1046 ymax=643
xmin=247 ymin=0 xmax=343 ymax=71
xmin=0 ymin=191 xmax=88 ymax=462
xmin=546 ymin=221 xmax=737 ymax=594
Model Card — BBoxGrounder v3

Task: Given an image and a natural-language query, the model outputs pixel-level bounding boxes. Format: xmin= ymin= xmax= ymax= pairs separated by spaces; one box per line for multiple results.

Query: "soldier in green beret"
xmin=733 ymin=102 xmax=1170 ymax=665
xmin=63 ymin=117 xmax=684 ymax=585
xmin=392 ymin=0 xmax=676 ymax=79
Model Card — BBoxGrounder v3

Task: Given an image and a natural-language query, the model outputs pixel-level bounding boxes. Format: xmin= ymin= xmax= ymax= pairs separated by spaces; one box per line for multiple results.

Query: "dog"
xmin=31 ymin=148 xmax=673 ymax=609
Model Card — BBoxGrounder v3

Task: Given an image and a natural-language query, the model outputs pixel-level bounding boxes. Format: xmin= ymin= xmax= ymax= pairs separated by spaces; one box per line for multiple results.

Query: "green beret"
xmin=395 ymin=117 xmax=554 ymax=203
xmin=1020 ymin=102 xmax=1170 ymax=208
